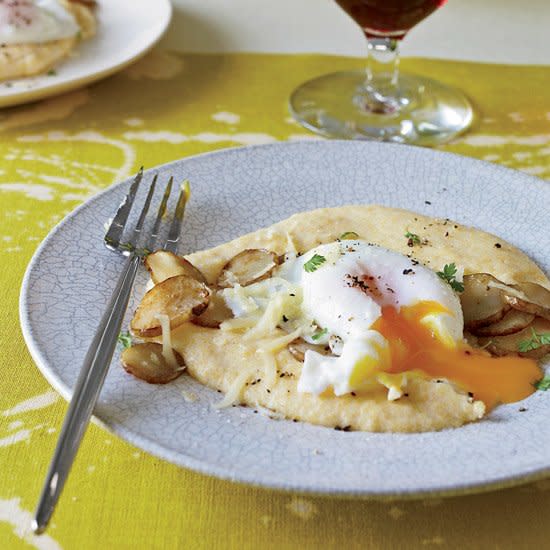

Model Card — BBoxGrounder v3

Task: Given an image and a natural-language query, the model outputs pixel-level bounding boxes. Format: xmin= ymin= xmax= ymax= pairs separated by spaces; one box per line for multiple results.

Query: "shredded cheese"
xmin=222 ymin=284 xmax=261 ymax=317
xmin=242 ymin=294 xmax=287 ymax=341
xmin=155 ymin=314 xmax=181 ymax=370
xmin=220 ymin=315 xmax=260 ymax=332
xmin=258 ymin=328 xmax=303 ymax=354
xmin=285 ymin=232 xmax=298 ymax=257
xmin=258 ymin=349 xmax=278 ymax=388
xmin=213 ymin=369 xmax=254 ymax=409
xmin=215 ymin=276 xmax=308 ymax=402
xmin=182 ymin=390 xmax=198 ymax=403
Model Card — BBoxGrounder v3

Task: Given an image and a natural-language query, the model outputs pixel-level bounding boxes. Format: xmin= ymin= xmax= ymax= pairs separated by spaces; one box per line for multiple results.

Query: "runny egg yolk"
xmin=372 ymin=301 xmax=542 ymax=408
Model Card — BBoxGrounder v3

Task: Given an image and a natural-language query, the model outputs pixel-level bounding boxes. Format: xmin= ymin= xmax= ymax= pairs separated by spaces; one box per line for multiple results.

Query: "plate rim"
xmin=0 ymin=0 xmax=172 ymax=108
xmin=19 ymin=140 xmax=550 ymax=498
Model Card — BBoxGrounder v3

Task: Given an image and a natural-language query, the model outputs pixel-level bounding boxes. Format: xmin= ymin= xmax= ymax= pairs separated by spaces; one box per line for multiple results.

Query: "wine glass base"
xmin=289 ymin=71 xmax=474 ymax=146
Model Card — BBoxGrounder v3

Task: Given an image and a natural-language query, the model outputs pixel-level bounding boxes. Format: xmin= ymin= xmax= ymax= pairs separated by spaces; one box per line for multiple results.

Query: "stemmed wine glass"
xmin=289 ymin=0 xmax=473 ymax=146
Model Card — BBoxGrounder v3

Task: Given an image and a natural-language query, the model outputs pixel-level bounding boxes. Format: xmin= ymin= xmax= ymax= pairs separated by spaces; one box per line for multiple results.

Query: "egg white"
xmin=0 ymin=0 xmax=79 ymax=45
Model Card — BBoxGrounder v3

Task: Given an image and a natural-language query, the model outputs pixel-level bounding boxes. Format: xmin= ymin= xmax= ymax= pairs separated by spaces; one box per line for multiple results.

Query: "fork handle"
xmin=33 ymin=254 xmax=141 ymax=534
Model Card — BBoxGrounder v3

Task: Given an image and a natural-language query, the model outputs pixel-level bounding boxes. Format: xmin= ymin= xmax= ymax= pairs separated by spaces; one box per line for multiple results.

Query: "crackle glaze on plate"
xmin=20 ymin=141 xmax=550 ymax=497
xmin=0 ymin=0 xmax=171 ymax=108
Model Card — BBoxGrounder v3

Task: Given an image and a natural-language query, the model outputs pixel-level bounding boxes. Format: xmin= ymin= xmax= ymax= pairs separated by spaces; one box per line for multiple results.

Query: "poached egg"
xmin=0 ymin=0 xmax=79 ymax=44
xmin=278 ymin=240 xmax=463 ymax=396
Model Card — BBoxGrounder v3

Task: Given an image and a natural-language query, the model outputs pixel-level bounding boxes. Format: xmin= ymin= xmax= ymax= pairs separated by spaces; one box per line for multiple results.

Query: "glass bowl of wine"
xmin=289 ymin=0 xmax=473 ymax=146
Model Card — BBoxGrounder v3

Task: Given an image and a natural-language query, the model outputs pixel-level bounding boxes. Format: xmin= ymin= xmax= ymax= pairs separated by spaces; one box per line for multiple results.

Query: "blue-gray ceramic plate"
xmin=20 ymin=141 xmax=550 ymax=498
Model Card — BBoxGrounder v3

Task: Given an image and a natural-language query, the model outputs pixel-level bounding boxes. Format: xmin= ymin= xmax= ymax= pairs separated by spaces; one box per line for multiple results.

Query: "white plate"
xmin=20 ymin=141 xmax=550 ymax=497
xmin=0 ymin=0 xmax=171 ymax=108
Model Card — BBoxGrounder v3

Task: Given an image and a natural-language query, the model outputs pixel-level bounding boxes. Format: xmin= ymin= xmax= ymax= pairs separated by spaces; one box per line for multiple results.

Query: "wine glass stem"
xmin=362 ymin=37 xmax=401 ymax=114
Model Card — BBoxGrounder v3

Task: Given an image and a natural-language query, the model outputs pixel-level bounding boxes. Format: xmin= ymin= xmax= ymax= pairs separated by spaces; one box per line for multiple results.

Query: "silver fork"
xmin=32 ymin=169 xmax=189 ymax=534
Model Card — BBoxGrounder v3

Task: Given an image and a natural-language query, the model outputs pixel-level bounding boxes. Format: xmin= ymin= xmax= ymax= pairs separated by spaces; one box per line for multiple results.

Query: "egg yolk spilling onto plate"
xmin=373 ymin=302 xmax=541 ymax=408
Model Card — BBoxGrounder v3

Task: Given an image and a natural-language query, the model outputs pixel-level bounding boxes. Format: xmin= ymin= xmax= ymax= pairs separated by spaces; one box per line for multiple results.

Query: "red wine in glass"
xmin=289 ymin=0 xmax=472 ymax=145
xmin=335 ymin=0 xmax=447 ymax=39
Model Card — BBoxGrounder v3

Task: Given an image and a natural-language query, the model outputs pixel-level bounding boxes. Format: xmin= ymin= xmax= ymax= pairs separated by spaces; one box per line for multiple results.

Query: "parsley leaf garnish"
xmin=117 ymin=331 xmax=132 ymax=349
xmin=47 ymin=69 xmax=57 ymax=76
xmin=304 ymin=254 xmax=326 ymax=273
xmin=518 ymin=328 xmax=550 ymax=353
xmin=405 ymin=231 xmax=421 ymax=246
xmin=437 ymin=263 xmax=464 ymax=293
xmin=339 ymin=231 xmax=359 ymax=240
xmin=312 ymin=328 xmax=328 ymax=341
xmin=534 ymin=375 xmax=550 ymax=391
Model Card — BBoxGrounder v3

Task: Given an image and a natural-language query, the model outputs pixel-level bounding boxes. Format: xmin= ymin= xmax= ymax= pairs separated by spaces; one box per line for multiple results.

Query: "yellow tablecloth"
xmin=1 ymin=51 xmax=549 ymax=549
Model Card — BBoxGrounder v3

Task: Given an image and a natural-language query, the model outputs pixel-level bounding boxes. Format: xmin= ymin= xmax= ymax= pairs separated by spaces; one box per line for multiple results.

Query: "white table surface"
xmin=161 ymin=0 xmax=549 ymax=65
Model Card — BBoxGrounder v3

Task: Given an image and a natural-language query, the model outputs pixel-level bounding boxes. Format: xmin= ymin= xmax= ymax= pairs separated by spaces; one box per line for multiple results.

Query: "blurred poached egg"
xmin=0 ymin=0 xmax=79 ymax=44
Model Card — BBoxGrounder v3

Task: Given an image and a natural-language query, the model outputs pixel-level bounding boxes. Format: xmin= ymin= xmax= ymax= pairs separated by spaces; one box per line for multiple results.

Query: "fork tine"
xmin=115 ymin=175 xmax=157 ymax=255
xmin=126 ymin=174 xmax=158 ymax=249
xmin=104 ymin=167 xmax=143 ymax=250
xmin=146 ymin=175 xmax=173 ymax=252
xmin=164 ymin=180 xmax=190 ymax=253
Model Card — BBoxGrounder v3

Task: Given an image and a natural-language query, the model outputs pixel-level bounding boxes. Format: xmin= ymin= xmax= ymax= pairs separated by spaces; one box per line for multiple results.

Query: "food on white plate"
xmin=123 ymin=205 xmax=549 ymax=433
xmin=502 ymin=281 xmax=550 ymax=321
xmin=130 ymin=274 xmax=210 ymax=338
xmin=477 ymin=317 xmax=550 ymax=360
xmin=190 ymin=291 xmax=233 ymax=329
xmin=216 ymin=249 xmax=279 ymax=288
xmin=145 ymin=250 xmax=207 ymax=285
xmin=460 ymin=273 xmax=511 ymax=329
xmin=287 ymin=338 xmax=332 ymax=362
xmin=121 ymin=342 xmax=185 ymax=384
xmin=0 ymin=0 xmax=97 ymax=81
xmin=473 ymin=309 xmax=535 ymax=337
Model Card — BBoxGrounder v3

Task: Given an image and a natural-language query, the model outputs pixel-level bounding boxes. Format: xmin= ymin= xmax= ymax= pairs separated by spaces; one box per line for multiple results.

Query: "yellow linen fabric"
xmin=0 ymin=51 xmax=549 ymax=550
